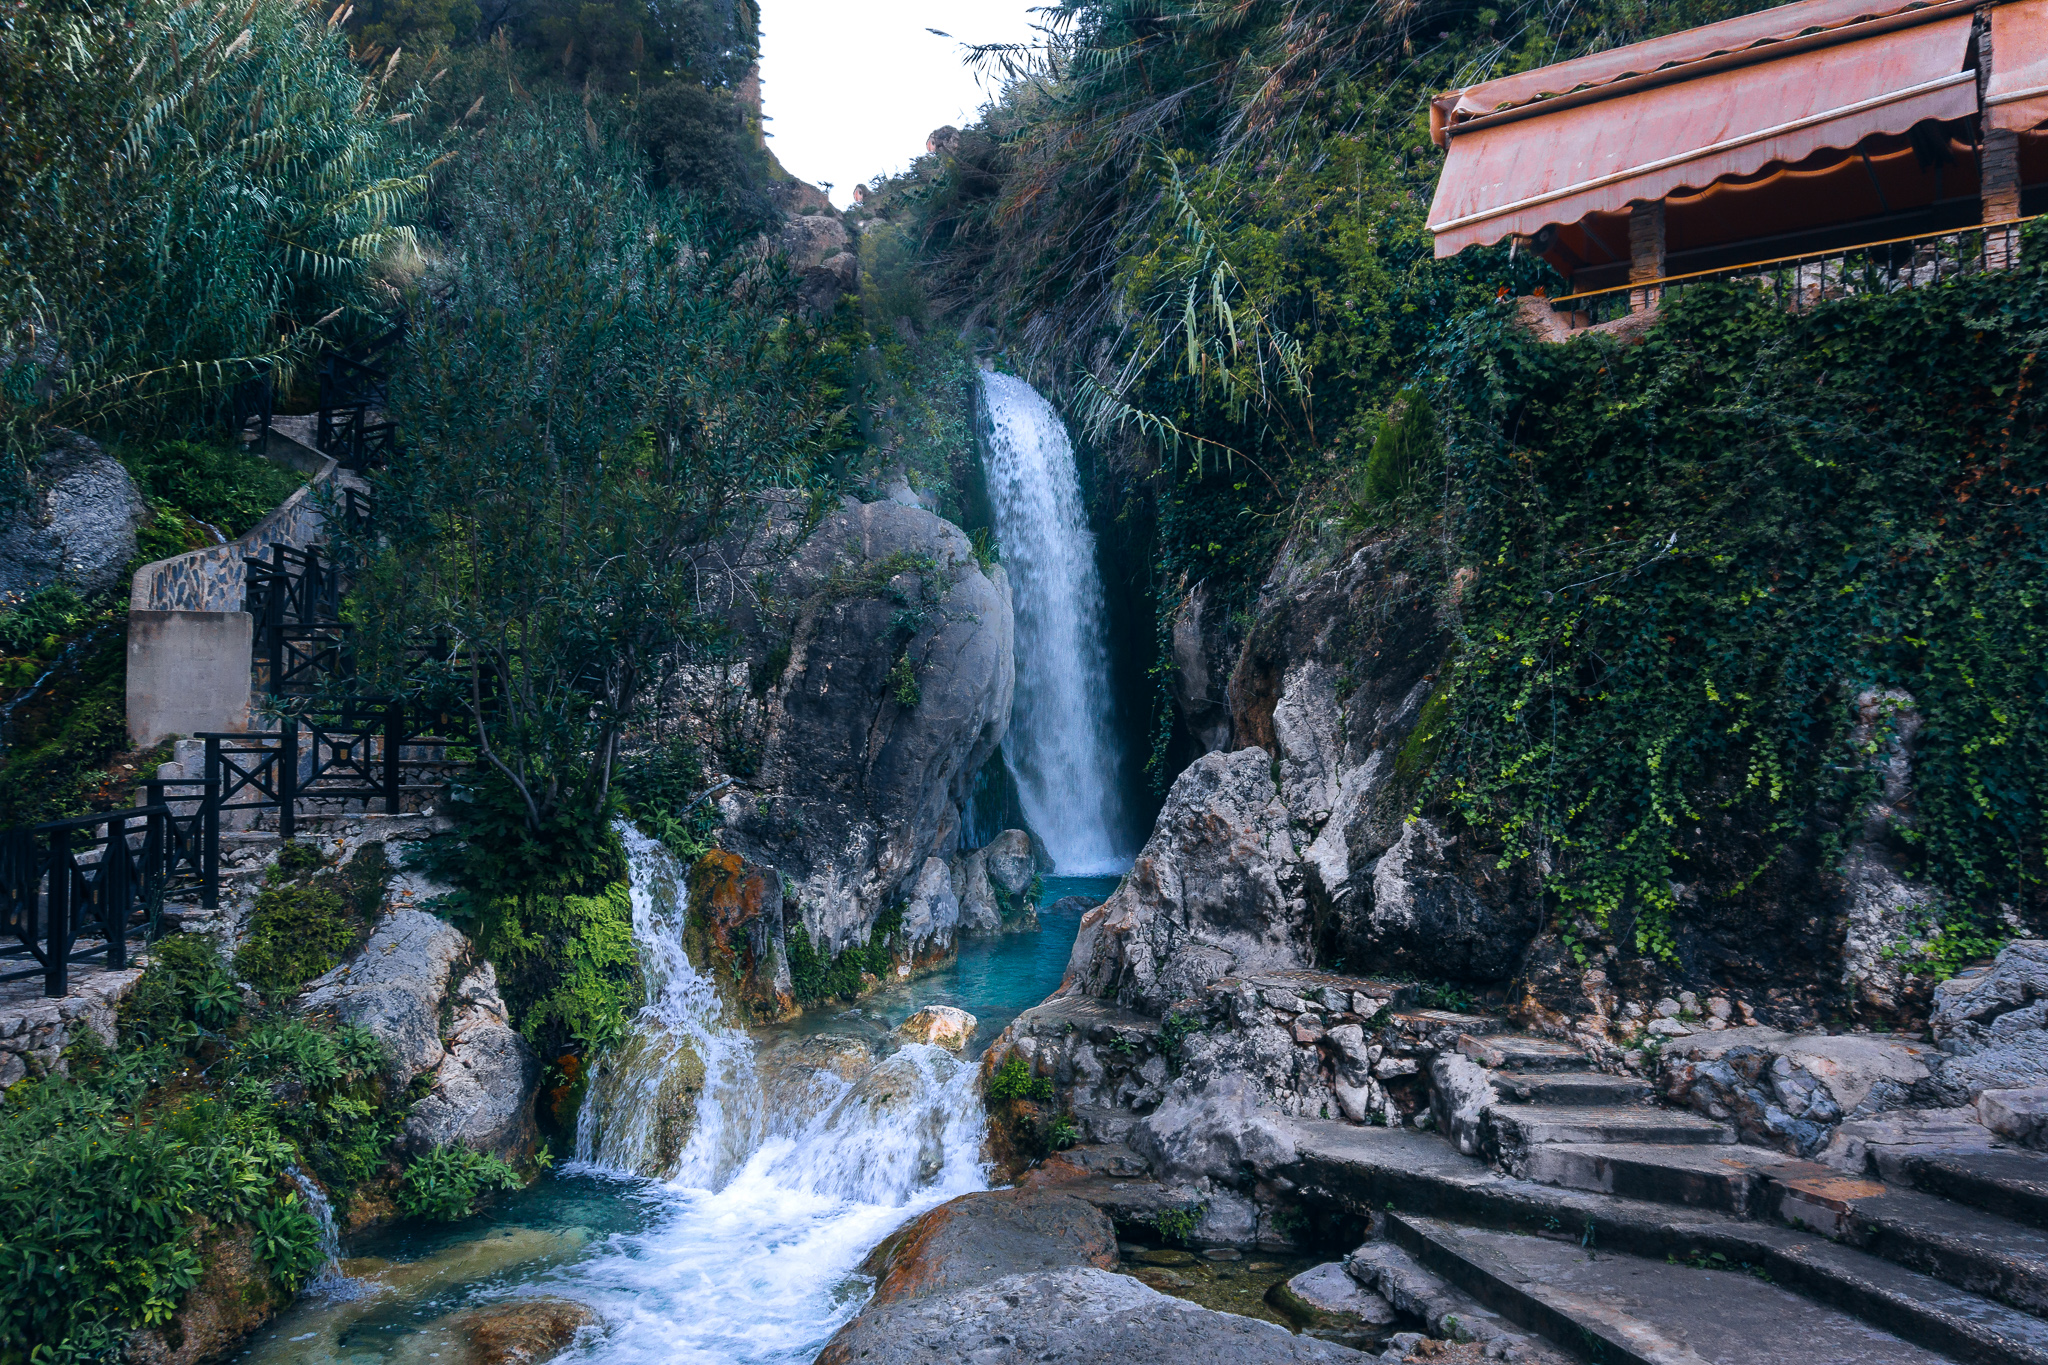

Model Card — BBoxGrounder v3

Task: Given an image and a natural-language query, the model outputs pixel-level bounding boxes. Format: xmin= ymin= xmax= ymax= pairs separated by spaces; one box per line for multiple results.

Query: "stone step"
xmin=1488 ymin=1105 xmax=1735 ymax=1155
xmin=1458 ymin=1033 xmax=1592 ymax=1072
xmin=1491 ymin=1071 xmax=1654 ymax=1106
xmin=1387 ymin=1211 xmax=1963 ymax=1365
xmin=1776 ymin=1172 xmax=2048 ymax=1320
xmin=1902 ymin=1151 xmax=2048 ymax=1232
xmin=1518 ymin=1142 xmax=1802 ymax=1218
xmin=1388 ymin=1009 xmax=1508 ymax=1042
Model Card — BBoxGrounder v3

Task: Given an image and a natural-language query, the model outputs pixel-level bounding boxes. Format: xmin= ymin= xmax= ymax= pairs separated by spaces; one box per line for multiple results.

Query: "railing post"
xmin=279 ymin=719 xmax=299 ymax=841
xmin=384 ymin=699 xmax=404 ymax=814
xmin=202 ymin=741 xmax=222 ymax=910
xmin=106 ymin=812 xmax=128 ymax=971
xmin=44 ymin=826 xmax=69 ymax=998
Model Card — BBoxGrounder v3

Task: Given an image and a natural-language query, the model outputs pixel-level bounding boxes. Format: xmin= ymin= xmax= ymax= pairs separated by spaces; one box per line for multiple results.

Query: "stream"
xmin=236 ymin=371 xmax=1133 ymax=1365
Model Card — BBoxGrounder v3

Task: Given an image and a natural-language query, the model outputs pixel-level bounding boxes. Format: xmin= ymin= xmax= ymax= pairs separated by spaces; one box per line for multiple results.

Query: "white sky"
xmin=759 ymin=1 xmax=1042 ymax=207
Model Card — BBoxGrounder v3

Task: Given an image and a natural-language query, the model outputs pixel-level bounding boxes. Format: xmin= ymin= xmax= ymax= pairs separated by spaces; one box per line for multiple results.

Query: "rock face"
xmin=1067 ymin=747 xmax=1309 ymax=1014
xmin=1656 ymin=1026 xmax=1941 ymax=1155
xmin=0 ymin=431 xmax=147 ymax=598
xmin=443 ymin=1297 xmax=600 ymax=1365
xmin=298 ymin=907 xmax=540 ymax=1160
xmin=684 ymin=850 xmax=798 ymax=1021
xmin=950 ymin=828 xmax=1039 ymax=935
xmin=124 ymin=1223 xmax=288 ymax=1365
xmin=756 ymin=1033 xmax=875 ymax=1133
xmin=818 ymin=1187 xmax=1364 ymax=1365
xmin=717 ymin=499 xmax=1014 ymax=966
xmin=1929 ymin=939 xmax=2048 ymax=1102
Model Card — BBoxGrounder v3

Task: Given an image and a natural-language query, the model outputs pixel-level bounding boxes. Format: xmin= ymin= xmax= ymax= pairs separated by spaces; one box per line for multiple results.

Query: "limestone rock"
xmin=124 ymin=1223 xmax=287 ymax=1365
xmin=856 ymin=1186 xmax=1117 ymax=1306
xmin=1283 ymin=1262 xmax=1397 ymax=1325
xmin=819 ymin=1265 xmax=1366 ymax=1365
xmin=1928 ymin=941 xmax=2048 ymax=1104
xmin=0 ymin=430 xmax=147 ymax=599
xmin=717 ymin=500 xmax=1014 ymax=964
xmin=1979 ymin=1084 xmax=2048 ymax=1149
xmin=1067 ymin=747 xmax=1308 ymax=1014
xmin=1835 ymin=690 xmax=1942 ymax=1017
xmin=1167 ymin=578 xmax=1236 ymax=754
xmin=983 ymin=828 xmax=1036 ymax=898
xmin=444 ymin=1296 xmax=600 ymax=1365
xmin=1131 ymin=1074 xmax=1297 ymax=1185
xmin=898 ymin=1005 xmax=977 ymax=1050
xmin=774 ymin=211 xmax=850 ymax=272
xmin=1820 ymin=1106 xmax=1999 ymax=1179
xmin=1430 ymin=1051 xmax=1498 ymax=1157
xmin=951 ymin=847 xmax=1002 ymax=934
xmin=299 ymin=908 xmax=470 ymax=1087
xmin=1364 ymin=817 xmax=1534 ymax=981
xmin=403 ymin=962 xmax=540 ymax=1161
xmin=897 ymin=857 xmax=961 ymax=963
xmin=1658 ymin=1027 xmax=1939 ymax=1155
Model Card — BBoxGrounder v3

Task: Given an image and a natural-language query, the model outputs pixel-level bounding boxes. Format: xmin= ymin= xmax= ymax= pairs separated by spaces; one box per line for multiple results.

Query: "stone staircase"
xmin=1292 ymin=1007 xmax=2048 ymax=1362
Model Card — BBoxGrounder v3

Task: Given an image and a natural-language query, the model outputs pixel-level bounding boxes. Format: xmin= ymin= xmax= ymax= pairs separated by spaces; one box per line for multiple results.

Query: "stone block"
xmin=126 ymin=609 xmax=252 ymax=746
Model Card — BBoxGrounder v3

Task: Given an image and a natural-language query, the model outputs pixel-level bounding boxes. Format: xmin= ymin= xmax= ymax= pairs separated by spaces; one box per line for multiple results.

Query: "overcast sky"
xmin=759 ymin=0 xmax=1041 ymax=207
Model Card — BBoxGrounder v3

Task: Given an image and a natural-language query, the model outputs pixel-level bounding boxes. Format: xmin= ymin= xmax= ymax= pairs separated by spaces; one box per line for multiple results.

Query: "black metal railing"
xmin=317 ymin=323 xmax=403 ymax=474
xmin=142 ymin=777 xmax=220 ymax=909
xmin=199 ymin=699 xmax=454 ymax=842
xmin=1 ymin=807 xmax=182 ymax=996
xmin=1550 ymin=216 xmax=2036 ymax=326
xmin=246 ymin=543 xmax=351 ymax=696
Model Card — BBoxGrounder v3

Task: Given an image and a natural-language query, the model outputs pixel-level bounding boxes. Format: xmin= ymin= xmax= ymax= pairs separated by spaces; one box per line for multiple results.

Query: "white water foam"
xmin=978 ymin=369 xmax=1133 ymax=874
xmin=549 ymin=829 xmax=990 ymax=1363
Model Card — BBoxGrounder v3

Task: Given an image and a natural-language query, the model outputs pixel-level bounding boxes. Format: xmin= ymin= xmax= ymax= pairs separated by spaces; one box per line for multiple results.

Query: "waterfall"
xmin=286 ymin=1165 xmax=371 ymax=1300
xmin=556 ymin=827 xmax=992 ymax=1362
xmin=977 ymin=369 xmax=1132 ymax=873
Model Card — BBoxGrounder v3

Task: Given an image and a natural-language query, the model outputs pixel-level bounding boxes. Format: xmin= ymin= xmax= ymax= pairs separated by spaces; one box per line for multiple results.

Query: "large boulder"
xmin=1657 ymin=1026 xmax=1940 ymax=1155
xmin=818 ymin=1186 xmax=1363 ymax=1365
xmin=684 ymin=849 xmax=798 ymax=1022
xmin=0 ymin=431 xmax=147 ymax=598
xmin=1066 ymin=747 xmax=1309 ymax=1014
xmin=1130 ymin=1073 xmax=1297 ymax=1185
xmin=298 ymin=907 xmax=540 ymax=1160
xmin=717 ymin=499 xmax=1013 ymax=963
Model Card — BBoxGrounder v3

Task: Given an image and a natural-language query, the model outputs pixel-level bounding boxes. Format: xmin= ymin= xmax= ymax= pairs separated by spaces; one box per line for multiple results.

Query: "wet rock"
xmin=952 ymin=847 xmax=1003 ymax=934
xmin=1167 ymin=578 xmax=1237 ymax=754
xmin=819 ymin=1046 xmax=972 ymax=1192
xmin=983 ymin=829 xmax=1037 ymax=898
xmin=756 ymin=1033 xmax=874 ymax=1131
xmin=1275 ymin=1262 xmax=1397 ymax=1326
xmin=684 ymin=850 xmax=797 ymax=1021
xmin=125 ymin=1223 xmax=288 ymax=1365
xmin=447 ymin=1296 xmax=600 ymax=1365
xmin=856 ymin=1186 xmax=1117 ymax=1305
xmin=898 ymin=1005 xmax=977 ymax=1050
xmin=821 ymin=1264 xmax=1368 ymax=1364
xmin=582 ymin=1022 xmax=706 ymax=1177
xmin=1138 ymin=1247 xmax=1199 ymax=1267
xmin=0 ymin=430 xmax=148 ymax=598
xmin=1068 ymin=747 xmax=1309 ymax=1014
xmin=1131 ymin=1074 xmax=1297 ymax=1185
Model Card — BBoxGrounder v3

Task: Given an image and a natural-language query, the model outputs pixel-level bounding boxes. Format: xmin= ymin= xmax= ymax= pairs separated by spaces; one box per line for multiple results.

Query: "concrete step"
xmin=1491 ymin=1071 xmax=1654 ymax=1106
xmin=1387 ymin=1211 xmax=1963 ymax=1365
xmin=1902 ymin=1150 xmax=2048 ymax=1232
xmin=1488 ymin=1105 xmax=1735 ymax=1155
xmin=1457 ymin=1032 xmax=1591 ymax=1072
xmin=1774 ymin=1171 xmax=2048 ymax=1319
xmin=1519 ymin=1142 xmax=1803 ymax=1218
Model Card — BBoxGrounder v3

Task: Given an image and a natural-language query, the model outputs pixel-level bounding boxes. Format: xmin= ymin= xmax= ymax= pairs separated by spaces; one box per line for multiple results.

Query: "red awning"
xmin=1429 ymin=14 xmax=1976 ymax=257
xmin=1432 ymin=0 xmax=1958 ymax=131
xmin=1988 ymin=0 xmax=2048 ymax=133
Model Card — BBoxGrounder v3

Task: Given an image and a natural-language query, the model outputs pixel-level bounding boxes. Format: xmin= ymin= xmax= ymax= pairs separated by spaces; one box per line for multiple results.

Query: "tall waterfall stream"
xmin=978 ymin=370 xmax=1134 ymax=874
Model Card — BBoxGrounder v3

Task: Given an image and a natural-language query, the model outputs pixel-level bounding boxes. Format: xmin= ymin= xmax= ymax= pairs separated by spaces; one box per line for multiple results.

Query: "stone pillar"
xmin=1983 ymin=128 xmax=2023 ymax=269
xmin=1628 ymin=200 xmax=1666 ymax=313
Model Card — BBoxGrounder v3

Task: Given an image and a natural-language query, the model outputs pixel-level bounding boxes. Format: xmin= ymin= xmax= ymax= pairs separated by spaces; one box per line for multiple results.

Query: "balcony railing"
xmin=1549 ymin=216 xmax=2038 ymax=327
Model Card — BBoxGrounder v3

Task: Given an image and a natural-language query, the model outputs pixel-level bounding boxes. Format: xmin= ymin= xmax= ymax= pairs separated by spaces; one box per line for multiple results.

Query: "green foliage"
xmin=616 ymin=737 xmax=721 ymax=864
xmin=4 ymin=938 xmax=404 ymax=1360
xmin=233 ymin=844 xmax=391 ymax=998
xmin=1046 ymin=1112 xmax=1081 ymax=1152
xmin=249 ymin=1195 xmax=325 ymax=1292
xmin=1428 ymin=256 xmax=2048 ymax=959
xmin=396 ymin=1145 xmax=523 ymax=1222
xmin=1 ymin=0 xmax=431 ymax=486
xmin=987 ymin=1055 xmax=1055 ymax=1103
xmin=0 ymin=583 xmax=90 ymax=659
xmin=116 ymin=440 xmax=304 ymax=540
xmin=969 ymin=527 xmax=1001 ymax=573
xmin=474 ymin=881 xmax=643 ymax=1058
xmin=348 ymin=99 xmax=841 ymax=835
xmin=0 ymin=605 xmax=134 ymax=828
xmin=1357 ymin=390 xmax=1439 ymax=512
xmin=886 ymin=653 xmax=922 ymax=708
xmin=784 ymin=904 xmax=905 ymax=1006
xmin=1152 ymin=1202 xmax=1207 ymax=1246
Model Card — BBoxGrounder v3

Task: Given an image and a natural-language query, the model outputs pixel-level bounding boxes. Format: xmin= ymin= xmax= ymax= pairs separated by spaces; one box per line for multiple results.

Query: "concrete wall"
xmin=127 ymin=610 xmax=252 ymax=746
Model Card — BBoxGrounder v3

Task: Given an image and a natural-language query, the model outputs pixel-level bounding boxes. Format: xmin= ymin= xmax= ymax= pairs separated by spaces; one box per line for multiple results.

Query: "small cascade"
xmin=575 ymin=824 xmax=765 ymax=1185
xmin=551 ymin=827 xmax=991 ymax=1362
xmin=285 ymin=1165 xmax=370 ymax=1300
xmin=977 ymin=369 xmax=1132 ymax=874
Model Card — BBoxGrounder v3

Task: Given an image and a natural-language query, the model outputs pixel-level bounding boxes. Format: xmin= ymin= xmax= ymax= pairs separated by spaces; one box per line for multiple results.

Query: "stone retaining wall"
xmin=0 ymin=967 xmax=144 ymax=1086
xmin=127 ymin=448 xmax=336 ymax=613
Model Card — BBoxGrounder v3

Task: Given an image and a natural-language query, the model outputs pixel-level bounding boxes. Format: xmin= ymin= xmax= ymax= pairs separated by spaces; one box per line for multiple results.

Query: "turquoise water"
xmin=777 ymin=873 xmax=1120 ymax=1056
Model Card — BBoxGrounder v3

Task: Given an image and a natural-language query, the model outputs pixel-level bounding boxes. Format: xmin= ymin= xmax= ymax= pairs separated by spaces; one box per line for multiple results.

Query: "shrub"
xmin=250 ymin=1194 xmax=326 ymax=1291
xmin=119 ymin=934 xmax=243 ymax=1048
xmin=116 ymin=439 xmax=304 ymax=539
xmin=397 ymin=1146 xmax=524 ymax=1222
xmin=987 ymin=1055 xmax=1054 ymax=1103
xmin=233 ymin=843 xmax=390 ymax=998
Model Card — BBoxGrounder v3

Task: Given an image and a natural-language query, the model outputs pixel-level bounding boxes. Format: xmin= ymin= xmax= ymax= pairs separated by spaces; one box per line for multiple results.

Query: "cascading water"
xmin=548 ymin=827 xmax=990 ymax=1362
xmin=978 ymin=369 xmax=1132 ymax=873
